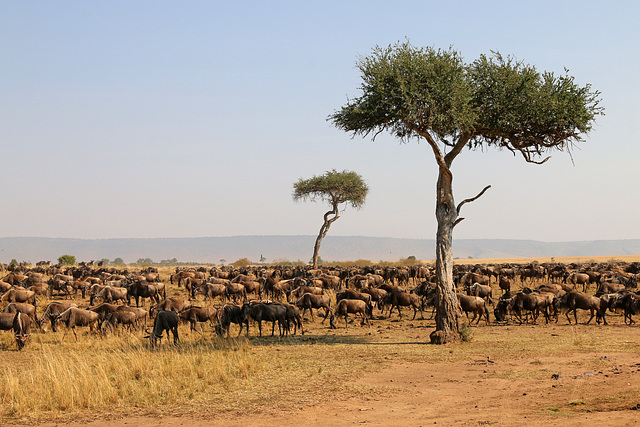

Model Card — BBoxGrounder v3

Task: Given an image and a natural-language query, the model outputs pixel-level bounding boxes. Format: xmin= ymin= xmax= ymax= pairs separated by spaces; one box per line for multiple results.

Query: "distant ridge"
xmin=1 ymin=236 xmax=639 ymax=264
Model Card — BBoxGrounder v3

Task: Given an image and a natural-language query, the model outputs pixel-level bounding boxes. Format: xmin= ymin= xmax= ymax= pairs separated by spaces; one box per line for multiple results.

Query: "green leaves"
xmin=292 ymin=169 xmax=369 ymax=209
xmin=330 ymin=41 xmax=603 ymax=165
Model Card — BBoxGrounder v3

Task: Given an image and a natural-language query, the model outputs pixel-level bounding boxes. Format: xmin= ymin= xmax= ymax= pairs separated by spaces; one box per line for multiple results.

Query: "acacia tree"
xmin=293 ymin=169 xmax=369 ymax=268
xmin=329 ymin=42 xmax=603 ymax=344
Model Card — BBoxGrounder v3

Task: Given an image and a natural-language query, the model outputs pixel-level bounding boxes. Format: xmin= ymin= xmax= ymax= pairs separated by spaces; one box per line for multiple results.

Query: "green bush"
xmin=57 ymin=255 xmax=76 ymax=266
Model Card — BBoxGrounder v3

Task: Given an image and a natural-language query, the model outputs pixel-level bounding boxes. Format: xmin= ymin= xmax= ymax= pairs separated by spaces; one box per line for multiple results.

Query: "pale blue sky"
xmin=1 ymin=1 xmax=638 ymax=242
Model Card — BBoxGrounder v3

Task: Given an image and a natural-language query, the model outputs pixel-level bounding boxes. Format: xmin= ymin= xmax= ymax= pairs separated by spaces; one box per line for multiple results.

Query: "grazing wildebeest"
xmin=40 ymin=301 xmax=77 ymax=332
xmin=595 ymin=281 xmax=626 ymax=297
xmin=241 ymin=302 xmax=287 ymax=337
xmin=295 ymin=293 xmax=332 ymax=322
xmin=13 ymin=312 xmax=31 ymax=350
xmin=214 ymin=304 xmax=246 ymax=337
xmin=457 ymin=293 xmax=489 ymax=325
xmin=4 ymin=302 xmax=39 ymax=324
xmin=116 ymin=306 xmax=148 ymax=331
xmin=145 ymin=310 xmax=179 ymax=349
xmin=329 ymin=299 xmax=370 ymax=329
xmin=55 ymin=307 xmax=100 ymax=341
xmin=179 ymin=306 xmax=217 ymax=335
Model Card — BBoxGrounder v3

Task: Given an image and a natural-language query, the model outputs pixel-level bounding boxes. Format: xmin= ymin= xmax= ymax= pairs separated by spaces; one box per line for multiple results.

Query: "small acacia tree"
xmin=330 ymin=41 xmax=603 ymax=344
xmin=293 ymin=169 xmax=369 ymax=268
xmin=57 ymin=254 xmax=76 ymax=265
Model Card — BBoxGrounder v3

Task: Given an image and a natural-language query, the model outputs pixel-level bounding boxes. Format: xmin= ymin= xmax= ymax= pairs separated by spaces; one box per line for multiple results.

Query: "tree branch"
xmin=456 ymin=185 xmax=492 ymax=215
xmin=444 ymin=134 xmax=471 ymax=168
xmin=452 ymin=217 xmax=465 ymax=229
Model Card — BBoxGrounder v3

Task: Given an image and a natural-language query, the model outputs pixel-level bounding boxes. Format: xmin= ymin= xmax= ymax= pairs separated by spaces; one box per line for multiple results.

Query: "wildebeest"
xmin=128 ymin=281 xmax=162 ymax=307
xmin=329 ymin=299 xmax=370 ymax=329
xmin=179 ymin=306 xmax=217 ymax=335
xmin=40 ymin=301 xmax=77 ymax=332
xmin=55 ymin=307 xmax=100 ymax=341
xmin=553 ymin=290 xmax=602 ymax=325
xmin=4 ymin=302 xmax=39 ymax=326
xmin=457 ymin=293 xmax=489 ymax=325
xmin=149 ymin=298 xmax=192 ymax=317
xmin=225 ymin=282 xmax=247 ymax=303
xmin=241 ymin=302 xmax=287 ymax=337
xmin=466 ymin=282 xmax=493 ymax=304
xmin=13 ymin=312 xmax=31 ymax=350
xmin=145 ymin=310 xmax=179 ymax=349
xmin=1 ymin=288 xmax=36 ymax=308
xmin=89 ymin=286 xmax=128 ymax=306
xmin=564 ymin=272 xmax=592 ymax=292
xmin=103 ymin=309 xmax=138 ymax=332
xmin=295 ymin=293 xmax=332 ymax=322
xmin=214 ymin=303 xmax=247 ymax=337
xmin=506 ymin=292 xmax=554 ymax=324
xmin=385 ymin=290 xmax=423 ymax=320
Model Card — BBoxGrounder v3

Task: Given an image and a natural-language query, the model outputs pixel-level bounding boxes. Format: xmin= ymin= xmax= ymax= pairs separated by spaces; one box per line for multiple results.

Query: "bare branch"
xmin=456 ymin=185 xmax=492 ymax=215
xmin=452 ymin=217 xmax=465 ymax=228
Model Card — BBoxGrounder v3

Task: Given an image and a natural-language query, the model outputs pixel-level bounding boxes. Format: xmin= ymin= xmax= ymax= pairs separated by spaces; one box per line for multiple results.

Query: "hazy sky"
xmin=1 ymin=1 xmax=638 ymax=242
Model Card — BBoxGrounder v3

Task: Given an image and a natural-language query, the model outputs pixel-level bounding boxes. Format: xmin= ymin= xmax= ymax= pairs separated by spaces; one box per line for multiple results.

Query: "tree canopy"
xmin=293 ymin=169 xmax=368 ymax=209
xmin=330 ymin=41 xmax=603 ymax=166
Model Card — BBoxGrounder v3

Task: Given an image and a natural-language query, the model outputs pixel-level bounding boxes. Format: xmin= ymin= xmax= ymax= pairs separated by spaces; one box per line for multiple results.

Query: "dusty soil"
xmin=32 ymin=329 xmax=640 ymax=427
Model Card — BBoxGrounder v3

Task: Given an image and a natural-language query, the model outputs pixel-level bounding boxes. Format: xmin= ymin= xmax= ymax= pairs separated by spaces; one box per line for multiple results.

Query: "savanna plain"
xmin=2 ymin=255 xmax=640 ymax=426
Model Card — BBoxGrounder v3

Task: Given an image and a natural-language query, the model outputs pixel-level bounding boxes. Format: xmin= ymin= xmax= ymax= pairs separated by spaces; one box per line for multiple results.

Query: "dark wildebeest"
xmin=214 ymin=303 xmax=247 ymax=337
xmin=336 ymin=289 xmax=373 ymax=316
xmin=457 ymin=294 xmax=489 ymax=325
xmin=284 ymin=303 xmax=304 ymax=335
xmin=459 ymin=273 xmax=490 ymax=289
xmin=241 ymin=302 xmax=287 ymax=337
xmin=329 ymin=299 xmax=370 ymax=329
xmin=595 ymin=281 xmax=626 ymax=297
xmin=179 ymin=306 xmax=217 ymax=335
xmin=55 ymin=307 xmax=100 ymax=341
xmin=128 ymin=281 xmax=161 ymax=307
xmin=553 ymin=290 xmax=602 ymax=325
xmin=0 ymin=312 xmax=31 ymax=349
xmin=295 ymin=293 xmax=331 ymax=322
xmin=13 ymin=311 xmax=31 ymax=350
xmin=145 ymin=310 xmax=179 ymax=349
xmin=40 ymin=301 xmax=77 ymax=332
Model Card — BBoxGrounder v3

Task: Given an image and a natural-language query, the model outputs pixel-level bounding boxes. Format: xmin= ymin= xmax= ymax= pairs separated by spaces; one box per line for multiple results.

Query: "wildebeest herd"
xmin=1 ymin=258 xmax=639 ymax=350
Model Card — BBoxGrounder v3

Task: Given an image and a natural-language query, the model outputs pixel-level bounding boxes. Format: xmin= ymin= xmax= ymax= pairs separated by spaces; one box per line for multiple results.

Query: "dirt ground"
xmin=32 ymin=331 xmax=640 ymax=427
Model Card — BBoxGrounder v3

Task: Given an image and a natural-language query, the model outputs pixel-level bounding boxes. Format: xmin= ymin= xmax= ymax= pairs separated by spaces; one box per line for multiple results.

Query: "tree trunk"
xmin=430 ymin=167 xmax=461 ymax=344
xmin=311 ymin=206 xmax=339 ymax=269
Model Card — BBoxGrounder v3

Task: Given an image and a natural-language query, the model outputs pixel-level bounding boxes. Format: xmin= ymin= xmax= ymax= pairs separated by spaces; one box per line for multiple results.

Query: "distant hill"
xmin=1 ymin=236 xmax=639 ymax=264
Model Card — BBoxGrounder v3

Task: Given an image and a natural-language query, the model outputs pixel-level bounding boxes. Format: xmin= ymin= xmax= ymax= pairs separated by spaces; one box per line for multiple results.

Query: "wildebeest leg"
xmin=586 ymin=309 xmax=595 ymax=325
xmin=172 ymin=327 xmax=179 ymax=345
xmin=321 ymin=307 xmax=330 ymax=323
xmin=72 ymin=327 xmax=78 ymax=342
xmin=310 ymin=307 xmax=315 ymax=322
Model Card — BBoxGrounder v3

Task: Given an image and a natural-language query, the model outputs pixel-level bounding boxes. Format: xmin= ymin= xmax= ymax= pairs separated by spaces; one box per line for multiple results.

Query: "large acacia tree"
xmin=329 ymin=42 xmax=603 ymax=344
xmin=293 ymin=169 xmax=369 ymax=268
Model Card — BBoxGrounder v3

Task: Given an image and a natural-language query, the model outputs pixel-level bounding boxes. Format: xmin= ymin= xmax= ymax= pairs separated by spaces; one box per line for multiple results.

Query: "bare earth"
xmin=37 ymin=343 xmax=640 ymax=427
